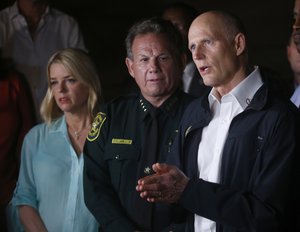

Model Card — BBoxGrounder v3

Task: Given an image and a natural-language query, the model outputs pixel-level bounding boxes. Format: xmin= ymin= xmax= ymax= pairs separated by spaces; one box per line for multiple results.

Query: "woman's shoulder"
xmin=26 ymin=117 xmax=65 ymax=140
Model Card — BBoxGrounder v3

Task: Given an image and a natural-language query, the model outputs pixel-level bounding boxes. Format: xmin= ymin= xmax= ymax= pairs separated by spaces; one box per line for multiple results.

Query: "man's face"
xmin=287 ymin=36 xmax=300 ymax=84
xmin=293 ymin=0 xmax=300 ymax=52
xmin=162 ymin=8 xmax=193 ymax=61
xmin=125 ymin=33 xmax=182 ymax=103
xmin=188 ymin=13 xmax=240 ymax=91
xmin=162 ymin=8 xmax=190 ymax=44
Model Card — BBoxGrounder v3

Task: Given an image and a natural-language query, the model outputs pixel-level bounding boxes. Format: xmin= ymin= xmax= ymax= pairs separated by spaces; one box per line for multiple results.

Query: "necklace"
xmin=70 ymin=125 xmax=90 ymax=140
xmin=74 ymin=130 xmax=83 ymax=140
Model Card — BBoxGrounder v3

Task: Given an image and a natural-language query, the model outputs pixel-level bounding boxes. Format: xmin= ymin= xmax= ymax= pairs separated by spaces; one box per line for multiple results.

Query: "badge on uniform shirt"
xmin=87 ymin=112 xmax=106 ymax=142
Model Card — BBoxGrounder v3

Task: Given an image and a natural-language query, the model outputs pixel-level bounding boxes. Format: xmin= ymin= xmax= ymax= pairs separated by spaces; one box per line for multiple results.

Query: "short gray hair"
xmin=125 ymin=17 xmax=185 ymax=60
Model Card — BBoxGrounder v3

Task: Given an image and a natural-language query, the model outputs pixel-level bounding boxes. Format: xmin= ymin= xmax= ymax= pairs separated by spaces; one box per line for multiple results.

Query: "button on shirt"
xmin=195 ymin=67 xmax=263 ymax=232
xmin=12 ymin=117 xmax=98 ymax=232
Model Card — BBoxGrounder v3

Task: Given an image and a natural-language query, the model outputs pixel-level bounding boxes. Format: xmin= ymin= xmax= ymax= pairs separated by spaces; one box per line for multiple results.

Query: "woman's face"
xmin=49 ymin=63 xmax=89 ymax=114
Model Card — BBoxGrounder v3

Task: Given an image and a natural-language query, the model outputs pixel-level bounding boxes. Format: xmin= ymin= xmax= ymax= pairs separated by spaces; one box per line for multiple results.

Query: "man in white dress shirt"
xmin=137 ymin=10 xmax=300 ymax=232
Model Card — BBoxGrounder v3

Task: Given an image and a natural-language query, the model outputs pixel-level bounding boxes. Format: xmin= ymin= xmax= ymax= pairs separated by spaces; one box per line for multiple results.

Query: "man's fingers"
xmin=152 ymin=163 xmax=173 ymax=174
xmin=137 ymin=173 xmax=160 ymax=185
xmin=139 ymin=190 xmax=156 ymax=198
xmin=139 ymin=190 xmax=165 ymax=202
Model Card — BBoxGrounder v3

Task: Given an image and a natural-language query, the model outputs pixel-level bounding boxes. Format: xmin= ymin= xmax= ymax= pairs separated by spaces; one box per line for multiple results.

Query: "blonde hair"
xmin=40 ymin=48 xmax=102 ymax=124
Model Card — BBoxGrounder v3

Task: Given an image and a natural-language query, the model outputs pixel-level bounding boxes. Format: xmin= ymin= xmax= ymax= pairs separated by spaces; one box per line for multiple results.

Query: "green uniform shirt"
xmin=84 ymin=89 xmax=195 ymax=232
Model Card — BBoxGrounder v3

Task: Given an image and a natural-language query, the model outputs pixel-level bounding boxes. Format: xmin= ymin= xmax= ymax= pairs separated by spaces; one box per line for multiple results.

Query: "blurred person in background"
xmin=0 ymin=33 xmax=35 ymax=232
xmin=161 ymin=2 xmax=210 ymax=97
xmin=0 ymin=0 xmax=86 ymax=122
xmin=287 ymin=33 xmax=300 ymax=107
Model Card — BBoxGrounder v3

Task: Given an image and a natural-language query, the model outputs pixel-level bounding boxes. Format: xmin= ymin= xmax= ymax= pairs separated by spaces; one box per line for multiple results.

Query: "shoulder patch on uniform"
xmin=87 ymin=112 xmax=106 ymax=142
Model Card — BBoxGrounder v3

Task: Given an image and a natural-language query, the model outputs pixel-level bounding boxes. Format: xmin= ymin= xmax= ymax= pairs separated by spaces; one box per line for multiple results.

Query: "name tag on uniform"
xmin=112 ymin=138 xmax=132 ymax=145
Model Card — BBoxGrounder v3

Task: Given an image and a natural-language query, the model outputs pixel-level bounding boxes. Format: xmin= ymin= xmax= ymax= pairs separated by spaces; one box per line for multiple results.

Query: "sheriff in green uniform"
xmin=83 ymin=17 xmax=203 ymax=232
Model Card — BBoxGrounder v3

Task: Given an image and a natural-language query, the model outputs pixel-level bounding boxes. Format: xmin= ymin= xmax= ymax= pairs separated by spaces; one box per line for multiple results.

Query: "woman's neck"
xmin=65 ymin=112 xmax=92 ymax=156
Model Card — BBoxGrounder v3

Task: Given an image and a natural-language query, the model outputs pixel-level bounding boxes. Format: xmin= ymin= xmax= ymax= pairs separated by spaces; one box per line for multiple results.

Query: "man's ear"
xmin=234 ymin=33 xmax=246 ymax=56
xmin=125 ymin=57 xmax=135 ymax=78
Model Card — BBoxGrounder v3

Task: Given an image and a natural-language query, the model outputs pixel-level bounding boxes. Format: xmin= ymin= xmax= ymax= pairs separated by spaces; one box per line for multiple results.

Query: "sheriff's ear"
xmin=125 ymin=57 xmax=135 ymax=79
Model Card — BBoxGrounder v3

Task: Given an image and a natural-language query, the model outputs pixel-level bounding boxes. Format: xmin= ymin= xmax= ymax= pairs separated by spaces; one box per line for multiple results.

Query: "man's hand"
xmin=136 ymin=163 xmax=189 ymax=203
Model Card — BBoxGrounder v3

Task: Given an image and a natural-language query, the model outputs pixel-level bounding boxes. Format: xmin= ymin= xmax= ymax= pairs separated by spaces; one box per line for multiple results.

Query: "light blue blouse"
xmin=12 ymin=116 xmax=98 ymax=232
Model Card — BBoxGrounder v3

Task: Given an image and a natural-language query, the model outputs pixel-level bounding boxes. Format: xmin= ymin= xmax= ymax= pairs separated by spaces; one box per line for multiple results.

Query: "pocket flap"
xmin=104 ymin=143 xmax=140 ymax=161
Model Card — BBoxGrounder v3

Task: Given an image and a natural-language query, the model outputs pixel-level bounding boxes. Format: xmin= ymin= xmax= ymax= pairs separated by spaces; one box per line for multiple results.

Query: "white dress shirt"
xmin=290 ymin=85 xmax=300 ymax=108
xmin=194 ymin=66 xmax=263 ymax=232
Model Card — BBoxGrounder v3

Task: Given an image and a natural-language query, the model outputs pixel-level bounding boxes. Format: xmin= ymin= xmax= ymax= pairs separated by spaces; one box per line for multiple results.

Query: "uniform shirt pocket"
xmin=104 ymin=144 xmax=140 ymax=192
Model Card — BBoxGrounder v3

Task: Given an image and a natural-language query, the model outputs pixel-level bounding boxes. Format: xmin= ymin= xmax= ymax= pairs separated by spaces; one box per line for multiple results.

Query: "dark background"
xmin=0 ymin=0 xmax=296 ymax=101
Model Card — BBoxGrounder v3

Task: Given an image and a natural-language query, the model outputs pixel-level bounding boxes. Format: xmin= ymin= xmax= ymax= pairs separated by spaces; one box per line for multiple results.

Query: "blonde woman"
xmin=11 ymin=48 xmax=102 ymax=232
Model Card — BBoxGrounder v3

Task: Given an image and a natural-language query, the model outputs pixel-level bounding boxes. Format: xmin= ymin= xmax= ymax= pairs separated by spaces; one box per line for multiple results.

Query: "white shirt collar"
xmin=208 ymin=66 xmax=263 ymax=110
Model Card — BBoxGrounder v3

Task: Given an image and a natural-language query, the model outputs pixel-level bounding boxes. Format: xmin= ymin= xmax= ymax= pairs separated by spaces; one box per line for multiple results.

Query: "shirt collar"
xmin=49 ymin=116 xmax=67 ymax=135
xmin=139 ymin=89 xmax=181 ymax=120
xmin=184 ymin=61 xmax=196 ymax=76
xmin=230 ymin=66 xmax=263 ymax=109
xmin=208 ymin=66 xmax=263 ymax=110
xmin=9 ymin=2 xmax=19 ymax=19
